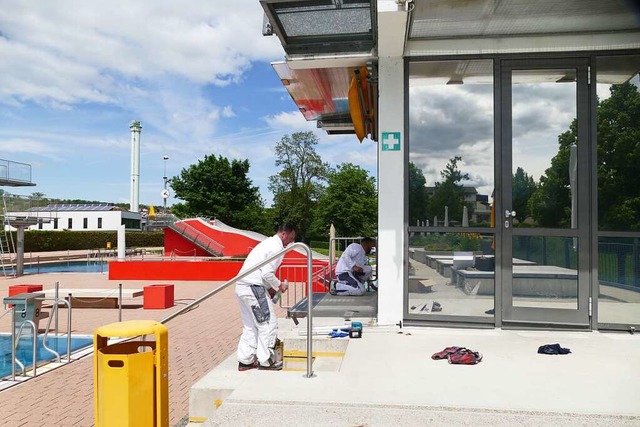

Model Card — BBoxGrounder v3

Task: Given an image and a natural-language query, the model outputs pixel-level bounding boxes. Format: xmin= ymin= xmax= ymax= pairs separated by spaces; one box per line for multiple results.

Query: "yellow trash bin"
xmin=94 ymin=320 xmax=168 ymax=427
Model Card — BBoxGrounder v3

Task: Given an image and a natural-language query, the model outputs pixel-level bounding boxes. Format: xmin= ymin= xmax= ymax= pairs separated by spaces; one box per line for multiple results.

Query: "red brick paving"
xmin=0 ymin=271 xmax=288 ymax=426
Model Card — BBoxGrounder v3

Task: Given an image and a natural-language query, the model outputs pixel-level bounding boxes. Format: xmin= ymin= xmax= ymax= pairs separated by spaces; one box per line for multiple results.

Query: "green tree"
xmin=597 ymin=82 xmax=640 ymax=231
xmin=168 ymin=202 xmax=189 ymax=219
xmin=528 ymin=123 xmax=575 ymax=228
xmin=512 ymin=167 xmax=537 ymax=223
xmin=529 ymin=82 xmax=640 ymax=230
xmin=30 ymin=192 xmax=46 ymax=201
xmin=268 ymin=132 xmax=330 ymax=241
xmin=311 ymin=163 xmax=377 ymax=237
xmin=170 ymin=154 xmax=265 ymax=230
xmin=408 ymin=162 xmax=429 ymax=226
xmin=427 ymin=156 xmax=470 ymax=223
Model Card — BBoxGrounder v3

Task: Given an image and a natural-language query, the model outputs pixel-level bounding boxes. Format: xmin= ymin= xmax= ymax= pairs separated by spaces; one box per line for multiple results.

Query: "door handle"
xmin=504 ymin=209 xmax=516 ymax=218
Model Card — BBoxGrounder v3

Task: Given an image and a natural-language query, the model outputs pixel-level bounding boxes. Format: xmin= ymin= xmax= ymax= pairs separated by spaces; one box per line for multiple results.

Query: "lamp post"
xmin=162 ymin=155 xmax=169 ymax=215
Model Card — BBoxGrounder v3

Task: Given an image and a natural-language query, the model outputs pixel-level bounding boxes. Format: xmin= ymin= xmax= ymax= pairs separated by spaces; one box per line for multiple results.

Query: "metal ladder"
xmin=1 ymin=193 xmax=16 ymax=277
xmin=8 ymin=295 xmax=73 ymax=380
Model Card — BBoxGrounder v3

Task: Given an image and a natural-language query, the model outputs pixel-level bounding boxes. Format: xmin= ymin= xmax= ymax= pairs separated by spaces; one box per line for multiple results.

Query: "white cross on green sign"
xmin=381 ymin=132 xmax=401 ymax=151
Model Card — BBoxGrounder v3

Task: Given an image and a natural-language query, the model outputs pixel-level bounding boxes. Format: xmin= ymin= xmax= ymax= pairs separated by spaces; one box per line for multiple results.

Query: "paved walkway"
xmin=0 ymin=270 xmax=285 ymax=426
xmin=196 ymin=320 xmax=640 ymax=426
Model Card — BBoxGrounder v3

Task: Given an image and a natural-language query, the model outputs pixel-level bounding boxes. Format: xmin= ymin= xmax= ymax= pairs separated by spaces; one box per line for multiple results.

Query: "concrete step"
xmin=188 ymin=325 xmax=351 ymax=424
xmin=193 ymin=401 xmax=639 ymax=427
xmin=282 ymin=337 xmax=347 ymax=372
xmin=187 ymin=355 xmax=245 ymax=424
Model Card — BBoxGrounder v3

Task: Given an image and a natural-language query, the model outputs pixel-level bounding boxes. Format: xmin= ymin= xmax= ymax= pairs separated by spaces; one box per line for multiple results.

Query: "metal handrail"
xmin=171 ymin=221 xmax=225 ymax=255
xmin=11 ymin=318 xmax=37 ymax=379
xmin=8 ymin=294 xmax=73 ymax=381
xmin=159 ymin=241 xmax=315 ymax=378
xmin=40 ymin=297 xmax=73 ymax=363
xmin=276 ymin=263 xmax=331 ymax=309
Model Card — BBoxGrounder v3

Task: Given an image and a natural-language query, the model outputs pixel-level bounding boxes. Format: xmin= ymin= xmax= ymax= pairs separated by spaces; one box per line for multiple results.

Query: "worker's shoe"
xmin=238 ymin=361 xmax=259 ymax=372
xmin=258 ymin=361 xmax=283 ymax=371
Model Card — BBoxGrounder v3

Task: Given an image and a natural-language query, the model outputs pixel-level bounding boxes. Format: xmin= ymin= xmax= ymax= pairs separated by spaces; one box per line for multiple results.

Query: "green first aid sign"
xmin=381 ymin=132 xmax=401 ymax=151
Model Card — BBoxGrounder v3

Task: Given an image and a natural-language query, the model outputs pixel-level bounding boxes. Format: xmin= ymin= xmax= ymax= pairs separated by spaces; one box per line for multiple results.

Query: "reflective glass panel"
xmin=408 ymin=232 xmax=495 ymax=317
xmin=511 ymin=69 xmax=577 ymax=229
xmin=511 ymin=236 xmax=578 ymax=309
xmin=596 ymin=55 xmax=640 ymax=326
xmin=598 ymin=237 xmax=640 ymax=325
xmin=408 ymin=59 xmax=494 ymax=320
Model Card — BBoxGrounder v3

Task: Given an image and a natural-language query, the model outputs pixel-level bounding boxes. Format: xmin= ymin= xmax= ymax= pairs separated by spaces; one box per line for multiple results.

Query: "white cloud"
xmin=263 ymin=110 xmax=316 ymax=131
xmin=316 ymin=134 xmax=377 ymax=170
xmin=222 ymin=106 xmax=235 ymax=118
xmin=0 ymin=138 xmax=59 ymax=156
xmin=0 ymin=0 xmax=284 ymax=106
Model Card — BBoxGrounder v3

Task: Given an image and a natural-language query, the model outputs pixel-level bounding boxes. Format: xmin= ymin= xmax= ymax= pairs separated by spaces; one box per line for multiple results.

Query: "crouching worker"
xmin=335 ymin=237 xmax=376 ymax=296
xmin=236 ymin=224 xmax=296 ymax=371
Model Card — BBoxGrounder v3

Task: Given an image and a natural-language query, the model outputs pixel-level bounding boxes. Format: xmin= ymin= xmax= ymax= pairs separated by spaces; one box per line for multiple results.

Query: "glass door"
xmin=500 ymin=58 xmax=590 ymax=326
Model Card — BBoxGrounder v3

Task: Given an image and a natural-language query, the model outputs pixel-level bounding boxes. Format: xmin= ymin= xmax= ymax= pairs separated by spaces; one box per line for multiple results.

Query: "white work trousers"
xmin=335 ymin=266 xmax=373 ymax=296
xmin=235 ymin=284 xmax=278 ymax=366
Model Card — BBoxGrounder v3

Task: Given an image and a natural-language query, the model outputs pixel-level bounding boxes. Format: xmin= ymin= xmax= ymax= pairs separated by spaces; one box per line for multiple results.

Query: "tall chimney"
xmin=129 ymin=120 xmax=142 ymax=213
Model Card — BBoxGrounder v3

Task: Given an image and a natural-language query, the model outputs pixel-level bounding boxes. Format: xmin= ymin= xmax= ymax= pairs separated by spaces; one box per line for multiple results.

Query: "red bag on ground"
xmin=431 ymin=346 xmax=464 ymax=360
xmin=432 ymin=347 xmax=483 ymax=364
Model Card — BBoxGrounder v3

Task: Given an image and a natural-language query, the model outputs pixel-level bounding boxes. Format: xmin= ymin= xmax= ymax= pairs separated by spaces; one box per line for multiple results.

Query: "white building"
xmin=7 ymin=204 xmax=142 ymax=232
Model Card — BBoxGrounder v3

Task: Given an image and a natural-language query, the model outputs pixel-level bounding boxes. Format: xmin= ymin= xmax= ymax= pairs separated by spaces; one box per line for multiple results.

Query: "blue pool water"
xmin=0 ymin=334 xmax=93 ymax=378
xmin=5 ymin=260 xmax=108 ymax=275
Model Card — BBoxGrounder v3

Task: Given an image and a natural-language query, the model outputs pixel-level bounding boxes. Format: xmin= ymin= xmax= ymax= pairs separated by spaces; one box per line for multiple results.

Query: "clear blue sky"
xmin=0 ymin=1 xmax=377 ymax=208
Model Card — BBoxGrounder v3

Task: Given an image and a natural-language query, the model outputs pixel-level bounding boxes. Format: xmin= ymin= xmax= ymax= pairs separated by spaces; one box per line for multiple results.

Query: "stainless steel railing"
xmin=9 ymin=295 xmax=73 ymax=381
xmin=276 ymin=262 xmax=330 ymax=309
xmin=159 ymin=242 xmax=316 ymax=378
xmin=40 ymin=297 xmax=72 ymax=363
xmin=12 ymin=320 xmax=36 ymax=378
xmin=171 ymin=221 xmax=225 ymax=255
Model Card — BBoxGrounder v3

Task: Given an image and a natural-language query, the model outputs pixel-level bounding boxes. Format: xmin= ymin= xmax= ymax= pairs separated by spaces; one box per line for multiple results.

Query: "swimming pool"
xmin=4 ymin=260 xmax=108 ymax=275
xmin=0 ymin=334 xmax=93 ymax=378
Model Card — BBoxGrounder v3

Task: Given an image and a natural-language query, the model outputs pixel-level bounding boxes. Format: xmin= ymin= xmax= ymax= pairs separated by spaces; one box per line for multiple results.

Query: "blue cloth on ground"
xmin=328 ymin=329 xmax=350 ymax=338
xmin=537 ymin=343 xmax=571 ymax=355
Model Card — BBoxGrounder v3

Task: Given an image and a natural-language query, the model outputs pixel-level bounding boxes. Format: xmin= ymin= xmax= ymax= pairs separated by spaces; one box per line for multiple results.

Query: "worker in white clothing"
xmin=236 ymin=224 xmax=296 ymax=371
xmin=334 ymin=237 xmax=376 ymax=296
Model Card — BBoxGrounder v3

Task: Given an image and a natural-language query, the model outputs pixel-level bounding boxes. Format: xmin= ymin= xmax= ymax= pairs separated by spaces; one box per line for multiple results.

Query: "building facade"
xmin=7 ymin=204 xmax=142 ymax=232
xmin=259 ymin=0 xmax=640 ymax=331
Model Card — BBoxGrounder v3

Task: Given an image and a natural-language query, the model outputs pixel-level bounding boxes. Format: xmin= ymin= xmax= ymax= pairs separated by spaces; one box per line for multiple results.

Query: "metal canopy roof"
xmin=409 ymin=0 xmax=640 ymax=40
xmin=27 ymin=204 xmax=117 ymax=212
xmin=261 ymin=0 xmax=640 ymax=137
xmin=406 ymin=0 xmax=640 ymax=56
xmin=260 ymin=0 xmax=376 ymax=56
xmin=272 ymin=61 xmax=377 ymax=138
xmin=273 ymin=62 xmax=354 ymax=121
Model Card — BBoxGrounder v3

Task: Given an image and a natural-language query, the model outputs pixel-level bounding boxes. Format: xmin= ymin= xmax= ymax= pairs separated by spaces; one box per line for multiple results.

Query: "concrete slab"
xmin=190 ymin=325 xmax=640 ymax=426
xmin=452 ymin=265 xmax=578 ymax=297
xmin=188 ymin=355 xmax=252 ymax=424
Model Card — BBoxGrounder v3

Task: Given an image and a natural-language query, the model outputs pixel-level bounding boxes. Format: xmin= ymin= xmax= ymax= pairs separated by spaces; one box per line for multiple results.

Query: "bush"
xmin=409 ymin=232 xmax=482 ymax=251
xmin=18 ymin=230 xmax=164 ymax=252
xmin=310 ymin=240 xmax=329 ymax=250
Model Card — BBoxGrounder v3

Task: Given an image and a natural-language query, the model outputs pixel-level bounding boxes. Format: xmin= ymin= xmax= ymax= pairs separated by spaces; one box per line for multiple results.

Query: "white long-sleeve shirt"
xmin=335 ymin=243 xmax=367 ymax=275
xmin=236 ymin=234 xmax=284 ymax=290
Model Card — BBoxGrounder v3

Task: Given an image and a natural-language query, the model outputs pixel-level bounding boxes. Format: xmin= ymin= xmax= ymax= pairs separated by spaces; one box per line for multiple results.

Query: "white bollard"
xmin=117 ymin=224 xmax=126 ymax=260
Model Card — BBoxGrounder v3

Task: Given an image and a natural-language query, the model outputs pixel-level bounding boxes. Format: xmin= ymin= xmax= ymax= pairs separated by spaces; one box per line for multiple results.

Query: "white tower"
xmin=129 ymin=120 xmax=142 ymax=213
